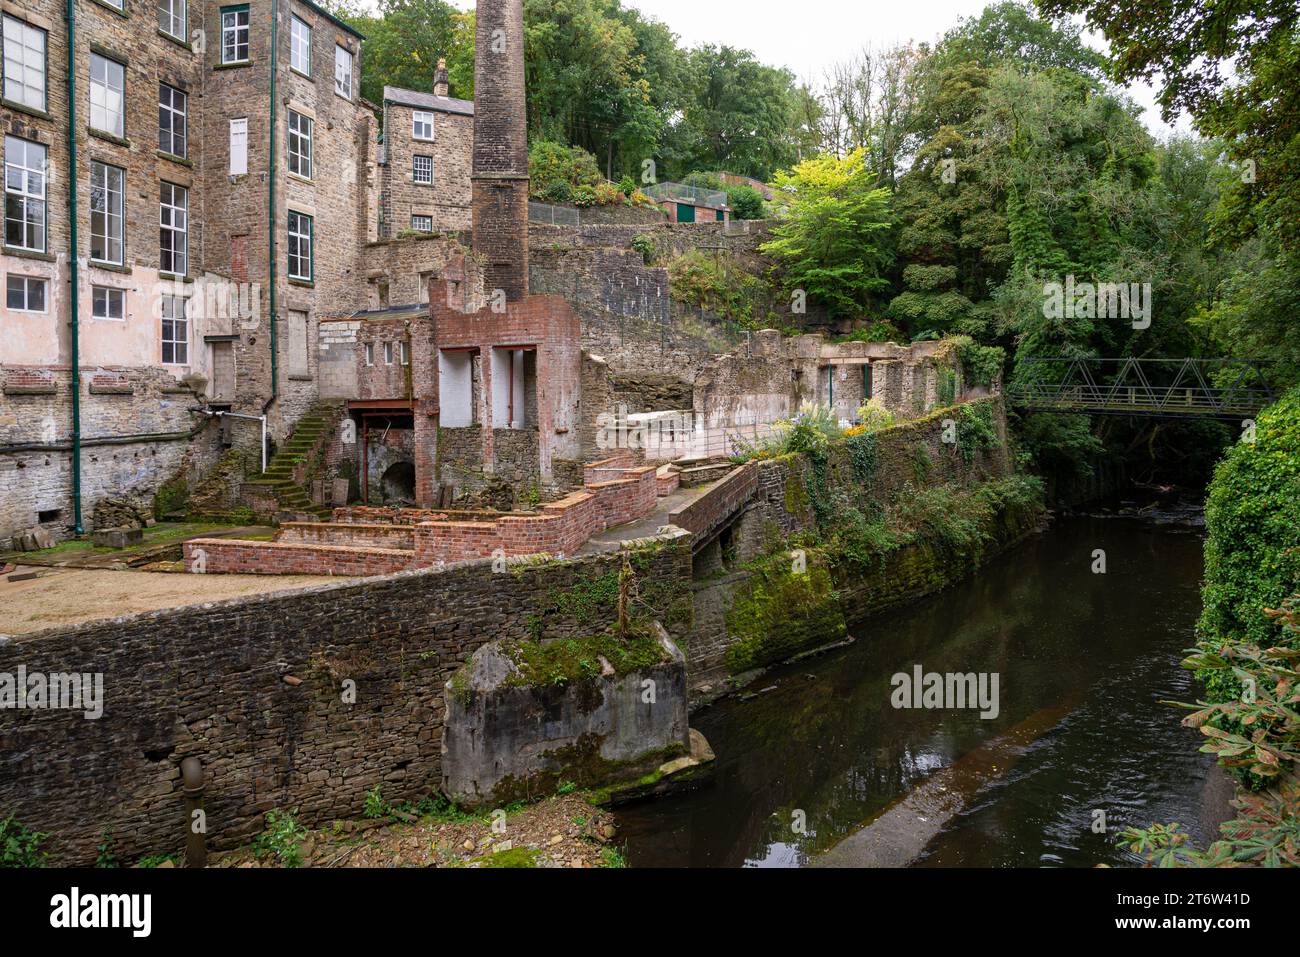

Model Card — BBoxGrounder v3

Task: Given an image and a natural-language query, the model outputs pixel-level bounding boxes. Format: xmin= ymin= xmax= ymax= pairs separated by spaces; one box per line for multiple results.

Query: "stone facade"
xmin=378 ymin=81 xmax=473 ymax=236
xmin=0 ymin=0 xmax=474 ymax=544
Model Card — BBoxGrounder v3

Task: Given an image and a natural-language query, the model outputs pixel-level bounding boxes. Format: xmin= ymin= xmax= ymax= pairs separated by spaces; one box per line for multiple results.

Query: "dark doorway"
xmin=380 ymin=461 xmax=416 ymax=503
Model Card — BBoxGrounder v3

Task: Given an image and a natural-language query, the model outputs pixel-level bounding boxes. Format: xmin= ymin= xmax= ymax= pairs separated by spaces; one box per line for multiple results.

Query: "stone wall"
xmin=685 ymin=396 xmax=1027 ymax=694
xmin=0 ymin=367 xmax=227 ymax=545
xmin=0 ymin=532 xmax=692 ymax=865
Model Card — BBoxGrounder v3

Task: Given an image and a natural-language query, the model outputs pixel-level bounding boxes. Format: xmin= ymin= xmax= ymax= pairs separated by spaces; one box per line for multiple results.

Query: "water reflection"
xmin=616 ymin=516 xmax=1225 ymax=868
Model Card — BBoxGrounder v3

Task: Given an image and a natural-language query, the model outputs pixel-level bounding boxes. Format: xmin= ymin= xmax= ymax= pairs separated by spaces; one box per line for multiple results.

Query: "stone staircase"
xmin=245 ymin=404 xmax=343 ymax=522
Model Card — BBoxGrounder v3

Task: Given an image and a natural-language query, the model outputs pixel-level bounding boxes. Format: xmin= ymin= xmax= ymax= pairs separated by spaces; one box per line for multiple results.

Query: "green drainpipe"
xmin=265 ymin=0 xmax=280 ymax=410
xmin=66 ymin=0 xmax=83 ymax=535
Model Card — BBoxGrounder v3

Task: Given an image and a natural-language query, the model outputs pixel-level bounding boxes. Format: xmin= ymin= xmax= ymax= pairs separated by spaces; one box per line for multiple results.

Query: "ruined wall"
xmin=0 ymin=533 xmax=692 ymax=865
xmin=686 ymin=397 xmax=1027 ymax=696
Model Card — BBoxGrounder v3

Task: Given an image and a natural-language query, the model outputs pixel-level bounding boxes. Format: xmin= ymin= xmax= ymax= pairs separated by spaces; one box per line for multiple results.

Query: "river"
xmin=616 ymin=509 xmax=1233 ymax=867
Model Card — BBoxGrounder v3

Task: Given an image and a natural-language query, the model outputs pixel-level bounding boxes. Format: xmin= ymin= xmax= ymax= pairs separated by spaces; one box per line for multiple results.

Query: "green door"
xmin=677 ymin=202 xmax=696 ymax=223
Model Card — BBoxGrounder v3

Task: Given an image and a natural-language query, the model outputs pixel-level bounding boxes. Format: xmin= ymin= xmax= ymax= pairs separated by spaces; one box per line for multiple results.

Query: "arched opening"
xmin=380 ymin=461 xmax=416 ymax=504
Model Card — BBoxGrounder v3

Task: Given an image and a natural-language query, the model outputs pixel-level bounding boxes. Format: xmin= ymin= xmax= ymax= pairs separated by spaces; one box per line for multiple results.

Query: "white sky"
xmin=439 ymin=0 xmax=1192 ymax=137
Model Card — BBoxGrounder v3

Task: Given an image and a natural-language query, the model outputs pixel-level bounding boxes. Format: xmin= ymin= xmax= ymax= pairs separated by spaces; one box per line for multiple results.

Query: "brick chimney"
xmin=433 ymin=57 xmax=449 ymax=97
xmin=471 ymin=0 xmax=530 ymax=304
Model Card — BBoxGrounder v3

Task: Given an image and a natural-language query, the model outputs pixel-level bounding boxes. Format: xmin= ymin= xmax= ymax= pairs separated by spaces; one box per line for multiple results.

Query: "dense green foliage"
xmin=1199 ymin=388 xmax=1300 ymax=657
xmin=761 ymin=150 xmax=895 ymax=318
xmin=1 ymin=815 xmax=47 ymax=868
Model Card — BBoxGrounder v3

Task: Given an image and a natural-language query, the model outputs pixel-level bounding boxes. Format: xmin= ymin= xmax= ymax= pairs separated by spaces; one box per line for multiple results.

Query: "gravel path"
xmin=0 ymin=565 xmax=349 ymax=635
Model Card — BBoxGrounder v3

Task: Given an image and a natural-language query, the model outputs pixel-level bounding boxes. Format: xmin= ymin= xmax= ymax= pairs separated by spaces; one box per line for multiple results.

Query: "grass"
xmin=1 ymin=522 xmax=250 ymax=563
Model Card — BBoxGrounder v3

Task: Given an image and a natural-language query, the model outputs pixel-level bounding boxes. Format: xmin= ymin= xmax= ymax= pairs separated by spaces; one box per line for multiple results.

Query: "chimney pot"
xmin=433 ymin=57 xmax=449 ymax=97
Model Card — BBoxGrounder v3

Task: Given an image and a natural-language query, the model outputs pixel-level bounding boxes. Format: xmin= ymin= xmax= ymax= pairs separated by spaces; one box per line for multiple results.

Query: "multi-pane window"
xmin=92 ymin=286 xmax=125 ymax=320
xmin=90 ymin=162 xmax=124 ymax=265
xmin=411 ymin=215 xmax=433 ymax=233
xmin=6 ymin=275 xmax=46 ymax=312
xmin=4 ymin=136 xmax=46 ymax=251
xmin=3 ymin=16 xmax=47 ymax=112
xmin=364 ymin=343 xmax=374 ymax=366
xmin=89 ymin=53 xmax=125 ymax=138
xmin=383 ymin=342 xmax=394 ymax=365
xmin=160 ymin=182 xmax=188 ymax=275
xmin=287 ymin=210 xmax=312 ymax=281
xmin=287 ymin=110 xmax=312 ymax=178
xmin=221 ymin=6 xmax=249 ymax=64
xmin=412 ymin=111 xmax=433 ymax=141
xmin=158 ymin=0 xmax=186 ymax=41
xmin=159 ymin=83 xmax=187 ymax=157
xmin=161 ymin=295 xmax=188 ymax=365
xmin=229 ymin=118 xmax=248 ymax=175
xmin=334 ymin=45 xmax=352 ymax=99
xmin=413 ymin=155 xmax=433 ymax=184
xmin=290 ymin=16 xmax=311 ymax=74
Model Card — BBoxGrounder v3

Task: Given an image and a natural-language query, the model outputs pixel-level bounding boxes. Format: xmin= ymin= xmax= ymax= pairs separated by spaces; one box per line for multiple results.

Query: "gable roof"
xmin=383 ymin=86 xmax=475 ymax=117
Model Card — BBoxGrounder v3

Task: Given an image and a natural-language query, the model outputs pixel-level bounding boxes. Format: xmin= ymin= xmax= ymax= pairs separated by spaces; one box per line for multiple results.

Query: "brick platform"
xmin=183 ymin=463 xmax=663 ymax=575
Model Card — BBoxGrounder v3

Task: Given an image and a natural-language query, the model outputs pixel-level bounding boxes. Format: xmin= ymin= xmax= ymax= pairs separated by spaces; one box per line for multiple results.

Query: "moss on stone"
xmin=724 ymin=552 xmax=846 ymax=675
xmin=500 ymin=625 xmax=669 ymax=689
xmin=468 ymin=846 xmax=541 ymax=868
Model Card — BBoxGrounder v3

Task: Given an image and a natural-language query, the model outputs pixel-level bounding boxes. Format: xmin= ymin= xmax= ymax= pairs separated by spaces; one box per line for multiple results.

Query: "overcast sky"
xmin=440 ymin=0 xmax=1192 ymax=136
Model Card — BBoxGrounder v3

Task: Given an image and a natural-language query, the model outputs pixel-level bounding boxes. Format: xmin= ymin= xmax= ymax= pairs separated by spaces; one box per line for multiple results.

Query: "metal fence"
xmin=643 ymin=182 xmax=728 ymax=209
xmin=528 ymin=201 xmax=581 ymax=226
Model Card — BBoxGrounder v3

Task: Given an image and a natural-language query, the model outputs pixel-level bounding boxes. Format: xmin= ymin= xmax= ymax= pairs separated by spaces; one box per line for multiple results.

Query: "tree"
xmin=1038 ymin=0 xmax=1300 ymax=252
xmin=669 ymin=45 xmax=800 ymax=181
xmin=323 ymin=0 xmax=462 ymax=106
xmin=761 ymin=148 xmax=895 ymax=318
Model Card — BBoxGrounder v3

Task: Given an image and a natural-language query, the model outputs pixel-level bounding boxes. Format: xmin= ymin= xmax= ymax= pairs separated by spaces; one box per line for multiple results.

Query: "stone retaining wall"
xmin=0 ymin=533 xmax=692 ymax=865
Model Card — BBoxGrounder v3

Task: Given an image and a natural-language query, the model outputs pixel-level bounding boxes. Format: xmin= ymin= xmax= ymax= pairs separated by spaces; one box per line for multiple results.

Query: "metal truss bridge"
xmin=1006 ymin=358 xmax=1275 ymax=419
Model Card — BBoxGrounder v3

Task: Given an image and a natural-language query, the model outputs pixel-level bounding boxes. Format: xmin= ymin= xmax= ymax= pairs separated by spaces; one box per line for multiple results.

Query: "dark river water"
xmin=616 ymin=513 xmax=1230 ymax=867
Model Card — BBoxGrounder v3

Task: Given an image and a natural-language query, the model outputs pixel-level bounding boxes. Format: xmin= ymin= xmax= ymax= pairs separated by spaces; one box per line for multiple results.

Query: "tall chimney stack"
xmin=471 ymin=0 xmax=529 ymax=303
xmin=433 ymin=57 xmax=449 ymax=97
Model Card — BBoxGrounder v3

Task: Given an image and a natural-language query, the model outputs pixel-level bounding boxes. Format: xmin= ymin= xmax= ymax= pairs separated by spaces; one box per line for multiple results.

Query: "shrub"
xmin=1199 ymin=387 xmax=1300 ymax=655
xmin=854 ymin=398 xmax=896 ymax=432
xmin=540 ymin=180 xmax=574 ymax=205
xmin=725 ymin=183 xmax=766 ymax=220
xmin=953 ymin=336 xmax=1006 ymax=388
xmin=667 ymin=249 xmax=774 ymax=330
xmin=630 ymin=234 xmax=657 ymax=265
xmin=528 ymin=141 xmax=602 ymax=199
xmin=0 ymin=815 xmax=47 ymax=868
xmin=252 ymin=809 xmax=307 ymax=868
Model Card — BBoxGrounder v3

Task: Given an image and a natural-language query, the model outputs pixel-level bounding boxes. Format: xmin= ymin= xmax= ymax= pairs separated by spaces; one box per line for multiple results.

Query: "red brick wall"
xmin=277 ymin=522 xmax=416 ymax=550
xmin=183 ymin=539 xmax=415 ymax=576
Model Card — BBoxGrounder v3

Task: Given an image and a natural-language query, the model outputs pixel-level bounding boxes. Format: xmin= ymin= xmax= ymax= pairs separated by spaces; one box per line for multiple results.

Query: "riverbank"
xmin=203 ymin=794 xmax=623 ymax=869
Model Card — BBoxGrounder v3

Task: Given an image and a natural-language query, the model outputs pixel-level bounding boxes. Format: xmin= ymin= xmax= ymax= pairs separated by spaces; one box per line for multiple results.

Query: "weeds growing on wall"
xmin=0 ymin=815 xmax=47 ymax=868
xmin=957 ymin=402 xmax=1000 ymax=466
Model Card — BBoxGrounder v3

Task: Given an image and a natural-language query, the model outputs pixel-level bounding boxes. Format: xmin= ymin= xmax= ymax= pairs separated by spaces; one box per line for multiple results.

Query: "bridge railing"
xmin=1007 ymin=358 xmax=1274 ymax=418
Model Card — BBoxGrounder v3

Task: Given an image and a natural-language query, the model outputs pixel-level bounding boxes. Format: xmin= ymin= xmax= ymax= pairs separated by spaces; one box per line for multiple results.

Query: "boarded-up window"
xmin=288 ymin=309 xmax=310 ymax=377
xmin=229 ymin=118 xmax=248 ymax=175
